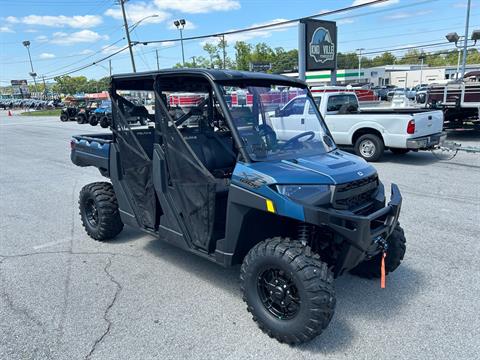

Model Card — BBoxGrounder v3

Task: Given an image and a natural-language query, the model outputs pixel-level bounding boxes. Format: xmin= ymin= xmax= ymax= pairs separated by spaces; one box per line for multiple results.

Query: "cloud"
xmin=79 ymin=49 xmax=95 ymax=55
xmin=155 ymin=0 xmax=240 ymax=14
xmin=50 ymin=30 xmax=109 ymax=45
xmin=337 ymin=18 xmax=355 ymax=25
xmin=35 ymin=35 xmax=49 ymax=43
xmin=160 ymin=41 xmax=176 ymax=47
xmin=385 ymin=9 xmax=432 ymax=19
xmin=105 ymin=2 xmax=169 ymax=24
xmin=351 ymin=0 xmax=400 ymax=7
xmin=220 ymin=18 xmax=295 ymax=43
xmin=5 ymin=16 xmax=20 ymax=23
xmin=0 ymin=26 xmax=14 ymax=33
xmin=6 ymin=15 xmax=102 ymax=28
xmin=25 ymin=29 xmax=38 ymax=33
xmin=39 ymin=53 xmax=55 ymax=59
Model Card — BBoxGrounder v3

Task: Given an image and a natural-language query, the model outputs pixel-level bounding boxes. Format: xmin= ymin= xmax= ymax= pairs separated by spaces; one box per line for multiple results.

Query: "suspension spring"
xmin=298 ymin=223 xmax=313 ymax=244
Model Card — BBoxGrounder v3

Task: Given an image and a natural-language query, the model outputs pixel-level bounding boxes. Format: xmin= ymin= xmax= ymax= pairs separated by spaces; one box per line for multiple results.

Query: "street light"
xmin=418 ymin=52 xmax=426 ymax=86
xmin=22 ymin=40 xmax=38 ymax=97
xmin=129 ymin=14 xmax=159 ymax=32
xmin=356 ymin=48 xmax=365 ymax=83
xmin=445 ymin=0 xmax=478 ymax=79
xmin=174 ymin=19 xmax=186 ymax=67
xmin=445 ymin=29 xmax=479 ymax=79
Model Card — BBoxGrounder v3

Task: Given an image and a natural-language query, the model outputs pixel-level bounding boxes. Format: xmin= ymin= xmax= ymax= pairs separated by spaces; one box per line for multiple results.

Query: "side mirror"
xmin=275 ymin=108 xmax=283 ymax=117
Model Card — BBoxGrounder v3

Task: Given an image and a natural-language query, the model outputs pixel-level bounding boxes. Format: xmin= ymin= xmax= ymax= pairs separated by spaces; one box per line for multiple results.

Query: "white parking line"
xmin=33 ymin=239 xmax=70 ymax=250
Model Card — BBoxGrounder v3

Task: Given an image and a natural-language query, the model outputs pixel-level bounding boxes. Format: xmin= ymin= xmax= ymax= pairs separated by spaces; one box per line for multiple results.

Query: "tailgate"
xmin=411 ymin=110 xmax=444 ymax=137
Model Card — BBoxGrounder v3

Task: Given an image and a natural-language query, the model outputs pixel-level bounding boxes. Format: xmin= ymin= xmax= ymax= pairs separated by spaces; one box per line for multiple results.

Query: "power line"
xmin=31 ymin=0 xmax=390 ymax=80
xmin=132 ymin=0 xmax=392 ymax=46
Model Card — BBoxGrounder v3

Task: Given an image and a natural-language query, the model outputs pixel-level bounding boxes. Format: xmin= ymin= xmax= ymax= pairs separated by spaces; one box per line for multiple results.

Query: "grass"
xmin=20 ymin=109 xmax=62 ymax=116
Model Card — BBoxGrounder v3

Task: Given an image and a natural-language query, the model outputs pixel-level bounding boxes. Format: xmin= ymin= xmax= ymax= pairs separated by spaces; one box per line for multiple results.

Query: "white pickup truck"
xmin=268 ymin=92 xmax=445 ymax=161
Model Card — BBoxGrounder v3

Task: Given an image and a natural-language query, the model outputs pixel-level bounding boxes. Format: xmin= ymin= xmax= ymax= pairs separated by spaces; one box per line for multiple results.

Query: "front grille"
xmin=332 ymin=174 xmax=378 ymax=211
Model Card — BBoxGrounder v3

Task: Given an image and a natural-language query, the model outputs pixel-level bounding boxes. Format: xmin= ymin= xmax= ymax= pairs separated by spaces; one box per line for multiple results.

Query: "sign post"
xmin=298 ymin=19 xmax=337 ymax=84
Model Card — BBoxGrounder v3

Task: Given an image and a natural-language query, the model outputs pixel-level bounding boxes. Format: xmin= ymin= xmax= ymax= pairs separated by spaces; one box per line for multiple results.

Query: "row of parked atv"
xmin=60 ymin=100 xmax=112 ymax=128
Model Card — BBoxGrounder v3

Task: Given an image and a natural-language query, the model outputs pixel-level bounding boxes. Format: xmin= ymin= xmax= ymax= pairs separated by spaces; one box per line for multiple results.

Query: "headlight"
xmin=276 ymin=184 xmax=331 ymax=206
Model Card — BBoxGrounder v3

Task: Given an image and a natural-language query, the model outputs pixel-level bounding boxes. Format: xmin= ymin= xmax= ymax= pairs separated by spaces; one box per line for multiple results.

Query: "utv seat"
xmin=181 ymin=128 xmax=236 ymax=192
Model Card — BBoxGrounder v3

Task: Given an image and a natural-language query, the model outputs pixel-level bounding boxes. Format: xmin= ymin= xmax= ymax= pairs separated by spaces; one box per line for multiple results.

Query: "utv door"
xmin=153 ymin=77 xmax=217 ymax=252
xmin=110 ymin=93 xmax=156 ymax=230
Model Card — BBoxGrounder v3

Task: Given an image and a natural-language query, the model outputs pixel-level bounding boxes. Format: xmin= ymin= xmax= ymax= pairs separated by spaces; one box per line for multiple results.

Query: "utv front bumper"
xmin=303 ymin=184 xmax=402 ymax=276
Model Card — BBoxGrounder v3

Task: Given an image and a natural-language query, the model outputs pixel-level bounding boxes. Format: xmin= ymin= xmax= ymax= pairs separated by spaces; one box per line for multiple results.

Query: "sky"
xmin=0 ymin=0 xmax=478 ymax=84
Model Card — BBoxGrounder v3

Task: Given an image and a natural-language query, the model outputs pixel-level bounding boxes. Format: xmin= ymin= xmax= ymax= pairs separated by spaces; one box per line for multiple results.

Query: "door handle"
xmin=301 ymin=118 xmax=305 ymax=125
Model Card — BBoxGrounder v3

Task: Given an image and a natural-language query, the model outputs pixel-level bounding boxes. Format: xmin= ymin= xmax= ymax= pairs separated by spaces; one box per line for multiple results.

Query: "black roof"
xmin=111 ymin=68 xmax=306 ymax=87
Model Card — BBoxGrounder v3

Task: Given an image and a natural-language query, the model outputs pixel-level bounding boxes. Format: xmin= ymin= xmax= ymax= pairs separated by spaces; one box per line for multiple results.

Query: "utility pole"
xmin=356 ymin=48 xmax=365 ymax=83
xmin=456 ymin=49 xmax=461 ymax=79
xmin=460 ymin=0 xmax=471 ymax=78
xmin=109 ymin=59 xmax=112 ymax=76
xmin=42 ymin=75 xmax=47 ymax=100
xmin=221 ymin=34 xmax=226 ymax=69
xmin=22 ymin=41 xmax=38 ymax=96
xmin=156 ymin=49 xmax=160 ymax=70
xmin=119 ymin=0 xmax=136 ymax=72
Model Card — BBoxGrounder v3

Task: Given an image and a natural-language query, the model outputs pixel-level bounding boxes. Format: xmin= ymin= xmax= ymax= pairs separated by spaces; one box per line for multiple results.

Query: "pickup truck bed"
xmin=71 ymin=129 xmax=156 ymax=177
xmin=71 ymin=133 xmax=113 ymax=177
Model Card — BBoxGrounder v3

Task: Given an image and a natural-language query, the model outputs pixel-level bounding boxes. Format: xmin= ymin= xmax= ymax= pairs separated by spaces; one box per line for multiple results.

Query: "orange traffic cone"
xmin=8 ymin=110 xmax=12 ymax=116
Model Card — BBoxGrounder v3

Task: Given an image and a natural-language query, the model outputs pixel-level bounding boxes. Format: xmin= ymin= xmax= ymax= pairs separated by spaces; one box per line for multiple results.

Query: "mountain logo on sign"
xmin=309 ymin=27 xmax=335 ymax=63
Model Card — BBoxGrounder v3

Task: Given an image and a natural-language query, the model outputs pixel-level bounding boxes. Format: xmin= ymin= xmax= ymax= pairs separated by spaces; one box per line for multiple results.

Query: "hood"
xmin=245 ymin=150 xmax=376 ymax=185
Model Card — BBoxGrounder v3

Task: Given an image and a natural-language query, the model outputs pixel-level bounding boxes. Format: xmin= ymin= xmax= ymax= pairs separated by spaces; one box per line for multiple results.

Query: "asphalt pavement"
xmin=0 ymin=112 xmax=479 ymax=360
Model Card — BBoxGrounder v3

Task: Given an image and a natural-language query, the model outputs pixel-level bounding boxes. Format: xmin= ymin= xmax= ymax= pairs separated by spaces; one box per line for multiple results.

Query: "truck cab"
xmin=71 ymin=69 xmax=406 ymax=345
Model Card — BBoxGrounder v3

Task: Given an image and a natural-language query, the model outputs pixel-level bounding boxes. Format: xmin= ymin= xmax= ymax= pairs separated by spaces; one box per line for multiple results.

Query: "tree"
xmin=270 ymin=48 xmax=298 ymax=73
xmin=234 ymin=41 xmax=252 ymax=70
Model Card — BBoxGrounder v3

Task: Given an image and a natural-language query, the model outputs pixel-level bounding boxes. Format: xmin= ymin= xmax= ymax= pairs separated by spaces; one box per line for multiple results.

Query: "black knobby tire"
xmin=390 ymin=148 xmax=410 ymax=155
xmin=354 ymin=133 xmax=384 ymax=162
xmin=79 ymin=182 xmax=124 ymax=241
xmin=240 ymin=238 xmax=336 ymax=345
xmin=89 ymin=114 xmax=98 ymax=126
xmin=60 ymin=114 xmax=68 ymax=122
xmin=76 ymin=114 xmax=86 ymax=124
xmin=99 ymin=116 xmax=110 ymax=128
xmin=350 ymin=224 xmax=406 ymax=278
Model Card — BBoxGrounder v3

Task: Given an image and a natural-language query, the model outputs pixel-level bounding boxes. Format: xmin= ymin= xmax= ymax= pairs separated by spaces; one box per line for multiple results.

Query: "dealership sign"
xmin=11 ymin=80 xmax=29 ymax=96
xmin=301 ymin=19 xmax=337 ymax=71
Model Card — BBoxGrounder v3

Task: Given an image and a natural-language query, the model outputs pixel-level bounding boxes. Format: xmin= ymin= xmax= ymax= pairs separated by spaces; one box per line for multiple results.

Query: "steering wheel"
xmin=258 ymin=124 xmax=277 ymax=149
xmin=280 ymin=131 xmax=315 ymax=150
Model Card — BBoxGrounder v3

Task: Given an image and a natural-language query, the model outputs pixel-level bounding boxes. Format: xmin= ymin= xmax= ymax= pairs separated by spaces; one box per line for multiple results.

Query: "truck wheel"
xmin=79 ymin=182 xmax=124 ymax=241
xmin=89 ymin=114 xmax=98 ymax=126
xmin=99 ymin=116 xmax=109 ymax=128
xmin=240 ymin=238 xmax=335 ymax=345
xmin=354 ymin=133 xmax=384 ymax=162
xmin=60 ymin=114 xmax=68 ymax=122
xmin=350 ymin=224 xmax=406 ymax=278
xmin=390 ymin=148 xmax=409 ymax=155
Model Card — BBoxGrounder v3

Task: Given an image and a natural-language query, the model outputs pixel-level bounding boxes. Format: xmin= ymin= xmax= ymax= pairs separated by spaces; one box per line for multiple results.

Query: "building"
xmin=283 ymin=64 xmax=480 ymax=87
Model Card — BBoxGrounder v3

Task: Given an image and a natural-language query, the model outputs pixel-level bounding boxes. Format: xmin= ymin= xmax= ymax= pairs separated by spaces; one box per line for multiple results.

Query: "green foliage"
xmin=20 ymin=109 xmax=62 ymax=116
xmin=51 ymin=75 xmax=110 ymax=95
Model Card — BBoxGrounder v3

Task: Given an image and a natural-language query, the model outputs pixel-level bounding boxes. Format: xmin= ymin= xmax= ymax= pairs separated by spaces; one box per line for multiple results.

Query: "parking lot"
xmin=0 ymin=112 xmax=479 ymax=360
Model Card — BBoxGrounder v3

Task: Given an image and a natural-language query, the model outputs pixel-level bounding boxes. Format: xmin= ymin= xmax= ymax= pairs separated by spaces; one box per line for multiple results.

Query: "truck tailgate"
xmin=71 ymin=134 xmax=112 ymax=176
xmin=411 ymin=110 xmax=444 ymax=138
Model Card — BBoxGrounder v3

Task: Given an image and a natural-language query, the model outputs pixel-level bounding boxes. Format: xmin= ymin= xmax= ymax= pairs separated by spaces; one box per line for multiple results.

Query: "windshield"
xmin=219 ymin=83 xmax=336 ymax=161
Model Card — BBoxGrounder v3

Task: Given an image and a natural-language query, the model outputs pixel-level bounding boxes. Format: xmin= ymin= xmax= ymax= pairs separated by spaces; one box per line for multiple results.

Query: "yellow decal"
xmin=266 ymin=199 xmax=275 ymax=213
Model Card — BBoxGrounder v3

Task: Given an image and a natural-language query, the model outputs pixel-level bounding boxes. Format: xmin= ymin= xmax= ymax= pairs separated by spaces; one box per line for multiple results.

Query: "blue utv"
xmin=70 ymin=69 xmax=406 ymax=344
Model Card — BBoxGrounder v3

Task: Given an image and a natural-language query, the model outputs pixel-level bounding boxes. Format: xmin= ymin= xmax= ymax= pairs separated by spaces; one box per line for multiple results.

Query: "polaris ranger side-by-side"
xmin=71 ymin=69 xmax=406 ymax=344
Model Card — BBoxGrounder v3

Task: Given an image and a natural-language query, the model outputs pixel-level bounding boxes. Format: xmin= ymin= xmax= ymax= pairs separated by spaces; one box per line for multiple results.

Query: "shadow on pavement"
xmin=446 ymin=129 xmax=480 ymax=142
xmin=144 ymin=236 xmax=425 ymax=353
